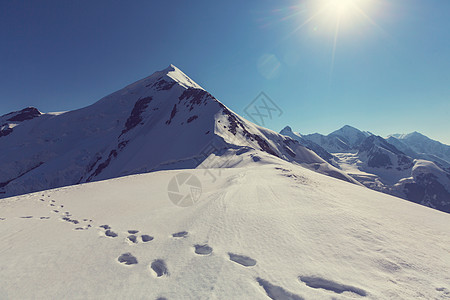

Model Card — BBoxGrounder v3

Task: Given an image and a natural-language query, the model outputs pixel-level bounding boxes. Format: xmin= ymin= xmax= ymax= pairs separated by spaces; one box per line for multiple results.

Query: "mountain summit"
xmin=0 ymin=65 xmax=355 ymax=198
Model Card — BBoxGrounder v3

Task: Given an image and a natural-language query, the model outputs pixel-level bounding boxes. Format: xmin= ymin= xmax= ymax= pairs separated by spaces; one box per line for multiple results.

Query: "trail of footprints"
xmin=106 ymin=227 xmax=260 ymax=281
xmin=7 ymin=194 xmax=368 ymax=299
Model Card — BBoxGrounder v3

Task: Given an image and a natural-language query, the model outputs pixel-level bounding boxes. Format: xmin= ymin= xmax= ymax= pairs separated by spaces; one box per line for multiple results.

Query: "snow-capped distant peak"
xmin=329 ymin=125 xmax=370 ymax=148
xmin=280 ymin=126 xmax=300 ymax=137
xmin=331 ymin=125 xmax=367 ymax=137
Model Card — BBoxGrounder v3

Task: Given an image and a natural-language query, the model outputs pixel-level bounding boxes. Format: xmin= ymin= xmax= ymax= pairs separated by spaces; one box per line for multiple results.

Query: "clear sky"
xmin=1 ymin=0 xmax=449 ymax=143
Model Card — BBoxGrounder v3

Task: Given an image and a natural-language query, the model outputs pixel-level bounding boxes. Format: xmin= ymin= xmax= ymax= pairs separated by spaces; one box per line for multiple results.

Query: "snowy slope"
xmin=0 ymin=65 xmax=355 ymax=199
xmin=0 ymin=153 xmax=449 ymax=299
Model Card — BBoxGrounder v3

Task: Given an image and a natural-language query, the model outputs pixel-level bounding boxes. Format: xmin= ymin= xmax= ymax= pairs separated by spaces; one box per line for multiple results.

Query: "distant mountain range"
xmin=281 ymin=125 xmax=450 ymax=213
xmin=1 ymin=64 xmax=448 ymax=215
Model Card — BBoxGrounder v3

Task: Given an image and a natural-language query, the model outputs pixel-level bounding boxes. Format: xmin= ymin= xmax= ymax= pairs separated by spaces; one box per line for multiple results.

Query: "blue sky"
xmin=1 ymin=0 xmax=449 ymax=143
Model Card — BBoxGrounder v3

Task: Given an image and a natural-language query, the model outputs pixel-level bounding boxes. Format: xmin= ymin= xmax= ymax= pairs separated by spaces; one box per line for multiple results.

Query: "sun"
xmin=322 ymin=0 xmax=362 ymax=21
xmin=276 ymin=0 xmax=378 ymax=76
xmin=328 ymin=0 xmax=357 ymax=16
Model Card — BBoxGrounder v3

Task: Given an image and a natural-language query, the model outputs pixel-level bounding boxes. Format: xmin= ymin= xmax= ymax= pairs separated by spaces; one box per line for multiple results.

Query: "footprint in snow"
xmin=118 ymin=253 xmax=138 ymax=265
xmin=298 ymin=276 xmax=367 ymax=297
xmin=141 ymin=235 xmax=154 ymax=242
xmin=172 ymin=231 xmax=189 ymax=238
xmin=40 ymin=217 xmax=50 ymax=220
xmin=128 ymin=230 xmax=139 ymax=234
xmin=61 ymin=217 xmax=80 ymax=225
xmin=151 ymin=259 xmax=168 ymax=277
xmin=127 ymin=235 xmax=138 ymax=244
xmin=0 ymin=218 xmax=6 ymax=221
xmin=194 ymin=244 xmax=213 ymax=255
xmin=257 ymin=277 xmax=304 ymax=300
xmin=105 ymin=230 xmax=118 ymax=238
xmin=75 ymin=226 xmax=91 ymax=231
xmin=228 ymin=253 xmax=257 ymax=267
xmin=20 ymin=216 xmax=33 ymax=219
xmin=99 ymin=224 xmax=111 ymax=230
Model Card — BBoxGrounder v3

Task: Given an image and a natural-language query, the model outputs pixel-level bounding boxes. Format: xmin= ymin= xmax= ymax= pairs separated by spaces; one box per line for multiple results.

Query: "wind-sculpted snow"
xmin=0 ymin=163 xmax=449 ymax=298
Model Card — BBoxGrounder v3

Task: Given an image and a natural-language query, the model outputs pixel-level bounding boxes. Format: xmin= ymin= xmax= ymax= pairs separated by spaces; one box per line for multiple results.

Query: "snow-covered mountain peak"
xmin=0 ymin=65 xmax=359 ymax=198
xmin=281 ymin=125 xmax=293 ymax=132
xmin=390 ymin=131 xmax=426 ymax=141
xmin=331 ymin=125 xmax=362 ymax=135
xmin=330 ymin=125 xmax=370 ymax=148
xmin=0 ymin=107 xmax=42 ymax=138
xmin=280 ymin=126 xmax=300 ymax=137
xmin=161 ymin=64 xmax=204 ymax=90
xmin=0 ymin=106 xmax=42 ymax=123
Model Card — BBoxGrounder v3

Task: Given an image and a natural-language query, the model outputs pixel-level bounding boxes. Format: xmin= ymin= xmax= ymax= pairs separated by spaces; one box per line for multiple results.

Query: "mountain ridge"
xmin=0 ymin=65 xmax=356 ymax=199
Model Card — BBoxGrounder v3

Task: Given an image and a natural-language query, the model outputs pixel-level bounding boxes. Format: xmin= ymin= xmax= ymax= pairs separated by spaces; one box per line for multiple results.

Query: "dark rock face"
xmin=0 ymin=107 xmax=42 ymax=138
xmin=283 ymin=146 xmax=296 ymax=158
xmin=87 ymin=150 xmax=118 ymax=182
xmin=359 ymin=136 xmax=412 ymax=169
xmin=187 ymin=115 xmax=198 ymax=123
xmin=147 ymin=77 xmax=176 ymax=91
xmin=166 ymin=104 xmax=177 ymax=125
xmin=404 ymin=173 xmax=450 ymax=213
xmin=280 ymin=128 xmax=335 ymax=164
xmin=5 ymin=107 xmax=41 ymax=122
xmin=367 ymin=150 xmax=392 ymax=168
xmin=122 ymin=97 xmax=153 ymax=135
xmin=220 ymin=105 xmax=280 ymax=157
xmin=0 ymin=126 xmax=13 ymax=137
xmin=359 ymin=135 xmax=403 ymax=155
xmin=252 ymin=134 xmax=279 ymax=157
xmin=0 ymin=162 xmax=44 ymax=188
xmin=178 ymin=88 xmax=212 ymax=111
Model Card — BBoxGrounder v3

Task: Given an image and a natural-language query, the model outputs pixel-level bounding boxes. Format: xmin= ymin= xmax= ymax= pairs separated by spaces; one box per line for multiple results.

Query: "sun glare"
xmin=328 ymin=0 xmax=357 ymax=17
xmin=275 ymin=0 xmax=379 ymax=77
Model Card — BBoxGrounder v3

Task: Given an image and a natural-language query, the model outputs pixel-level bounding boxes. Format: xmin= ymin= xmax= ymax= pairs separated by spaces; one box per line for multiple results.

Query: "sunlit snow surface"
xmin=1 ymin=154 xmax=449 ymax=299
